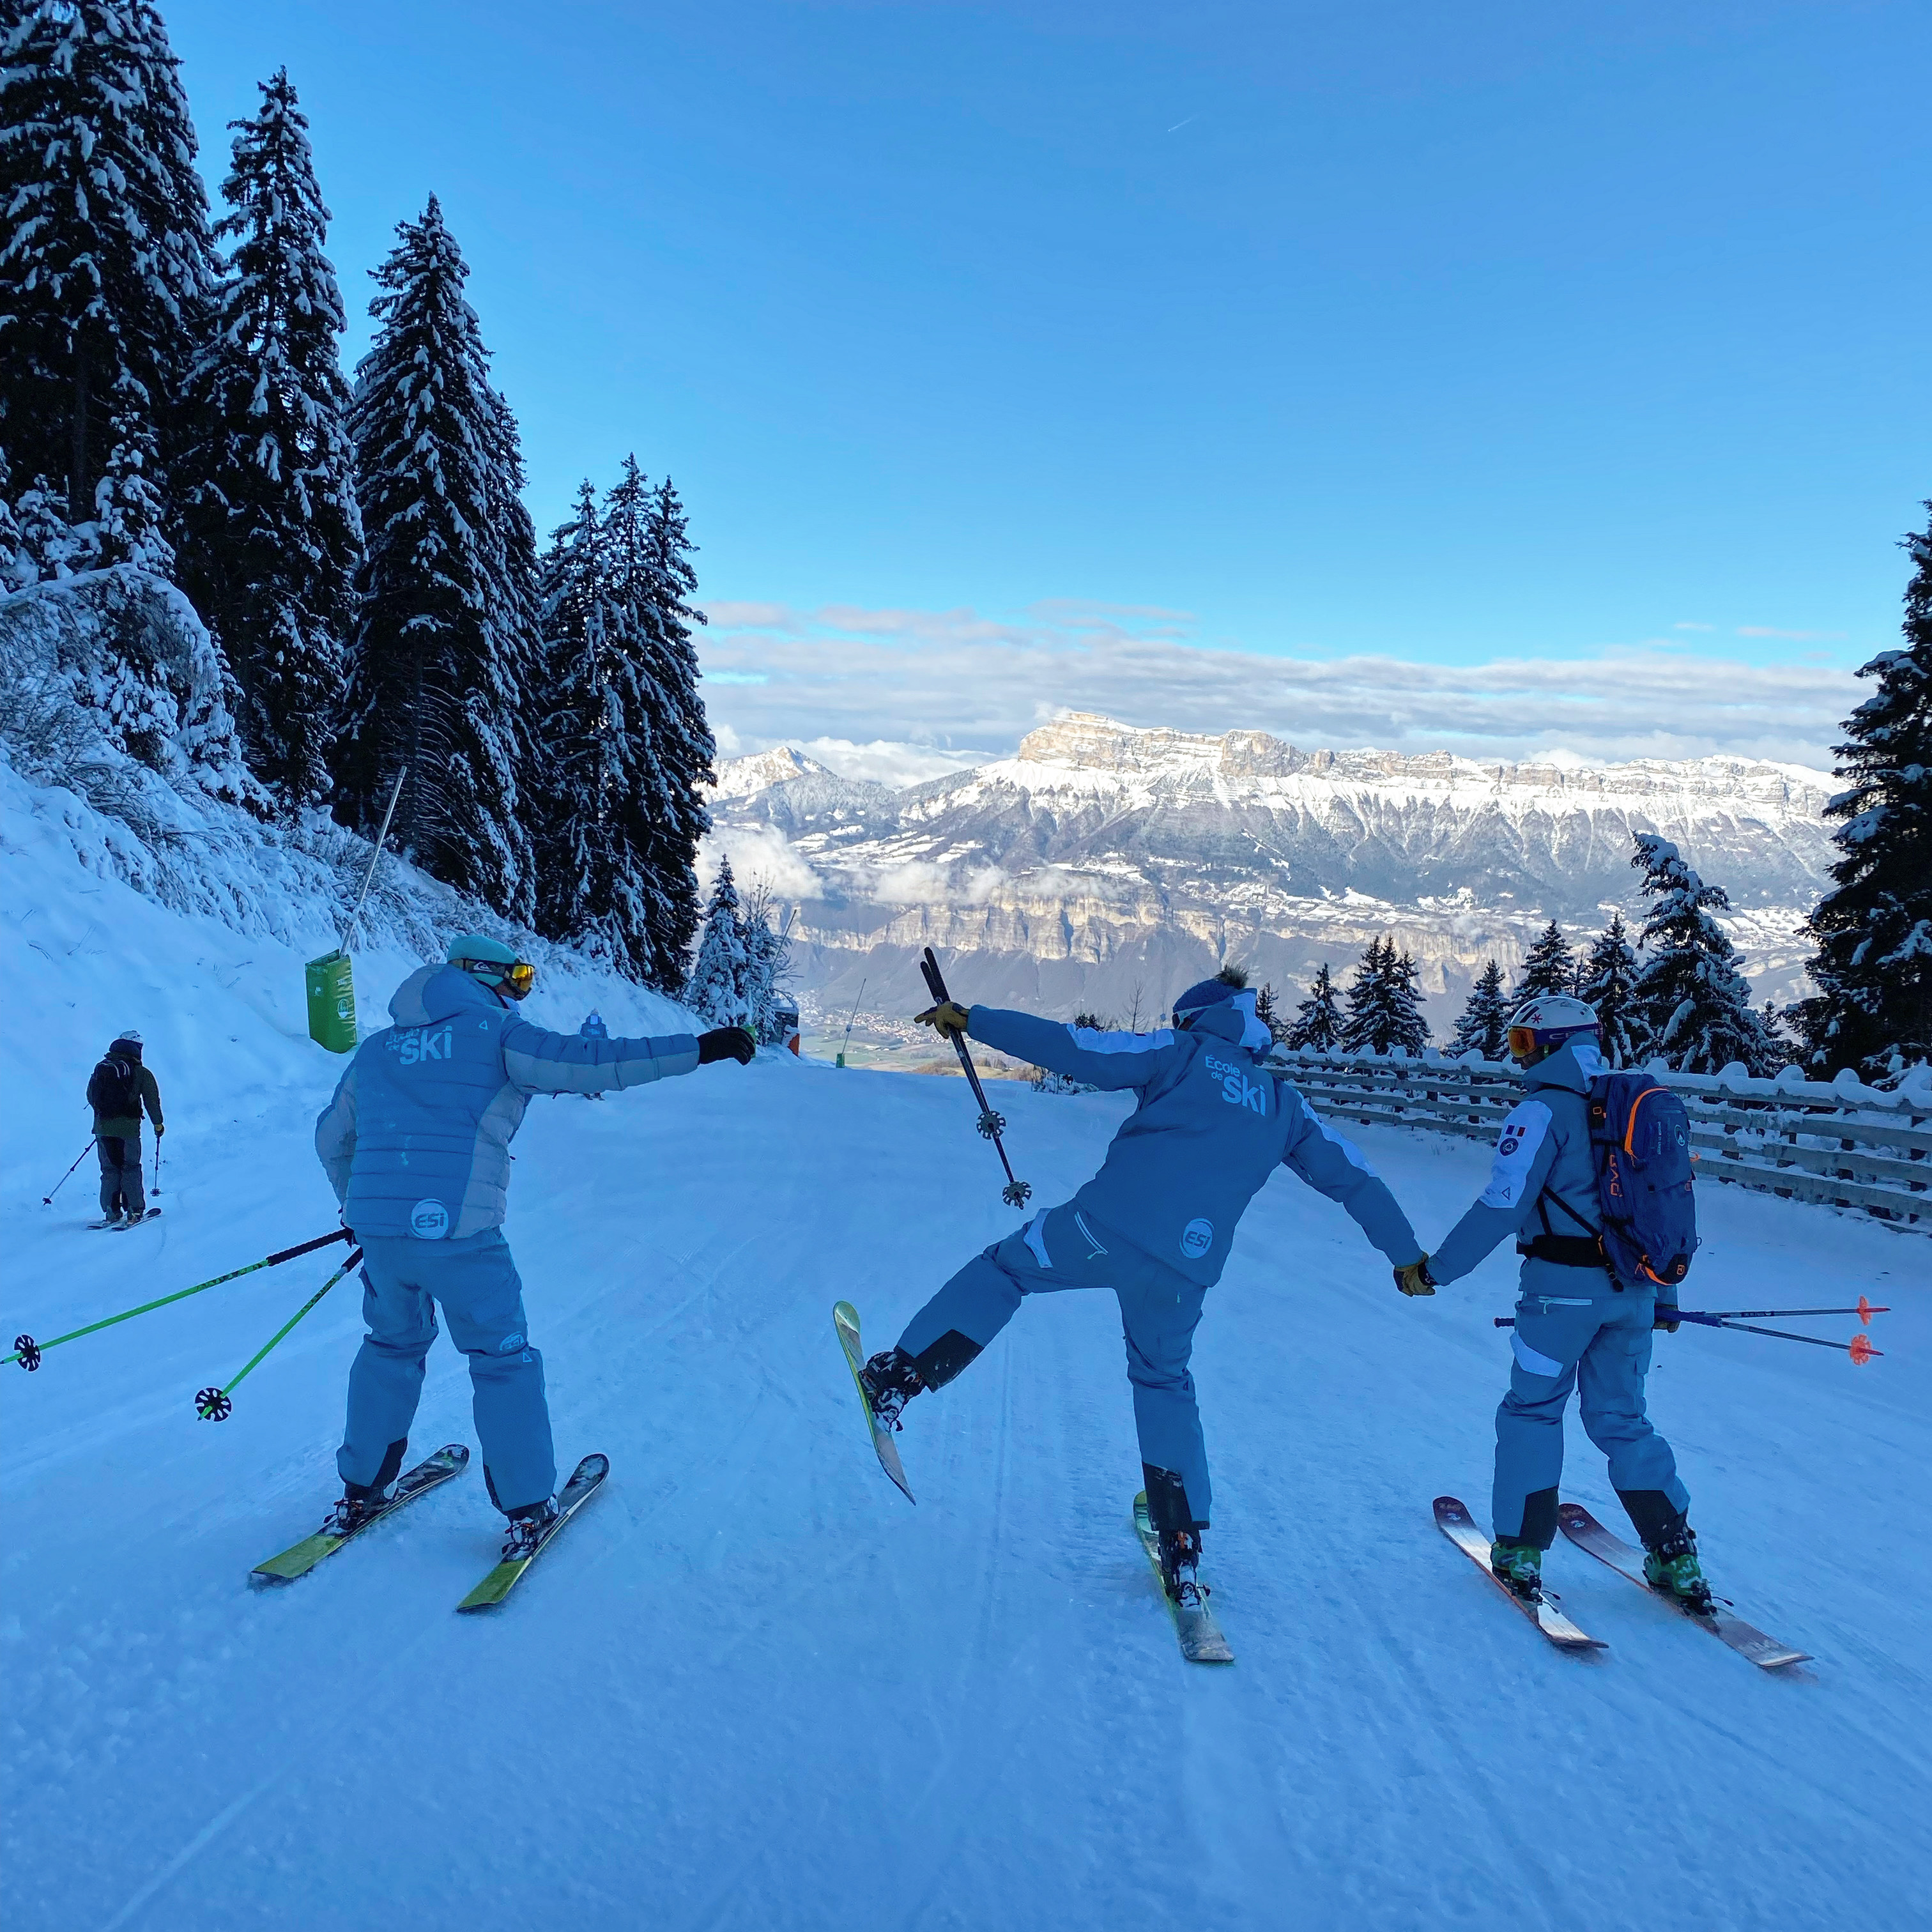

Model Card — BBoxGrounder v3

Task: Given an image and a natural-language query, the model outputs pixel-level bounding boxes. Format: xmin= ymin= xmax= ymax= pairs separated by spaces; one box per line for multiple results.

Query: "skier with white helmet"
xmin=1412 ymin=994 xmax=1712 ymax=1610
xmin=855 ymin=968 xmax=1428 ymax=1617
xmin=313 ymin=935 xmax=755 ymax=1561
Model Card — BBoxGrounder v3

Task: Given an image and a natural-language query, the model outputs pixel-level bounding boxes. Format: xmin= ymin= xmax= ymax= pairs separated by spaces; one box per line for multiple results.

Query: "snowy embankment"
xmin=3 ymin=766 xmax=1928 ymax=1932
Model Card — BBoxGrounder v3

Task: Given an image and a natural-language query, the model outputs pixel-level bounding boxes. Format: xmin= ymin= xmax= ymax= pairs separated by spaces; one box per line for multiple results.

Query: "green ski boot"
xmin=1643 ymin=1524 xmax=1715 ymax=1613
xmin=1489 ymin=1538 xmax=1544 ymax=1601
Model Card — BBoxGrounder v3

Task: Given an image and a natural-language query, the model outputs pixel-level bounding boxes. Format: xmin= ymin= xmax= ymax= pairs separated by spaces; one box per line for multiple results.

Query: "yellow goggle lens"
xmin=1507 ymin=1027 xmax=1537 ymax=1057
xmin=503 ymin=960 xmax=535 ymax=995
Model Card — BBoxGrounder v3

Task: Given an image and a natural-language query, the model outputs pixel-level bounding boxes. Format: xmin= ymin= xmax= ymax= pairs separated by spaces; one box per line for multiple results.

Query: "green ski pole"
xmin=195 ymin=1247 xmax=363 ymax=1420
xmin=7 ymin=1227 xmax=353 ymax=1372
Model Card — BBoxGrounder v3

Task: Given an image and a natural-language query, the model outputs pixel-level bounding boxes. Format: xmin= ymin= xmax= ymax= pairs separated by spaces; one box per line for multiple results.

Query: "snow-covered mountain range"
xmin=706 ymin=712 xmax=1838 ymax=1029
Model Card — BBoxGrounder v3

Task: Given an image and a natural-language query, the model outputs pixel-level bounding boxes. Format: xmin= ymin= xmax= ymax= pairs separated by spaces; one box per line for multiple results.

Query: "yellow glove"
xmin=1394 ymin=1256 xmax=1437 ymax=1298
xmin=914 ymin=1000 xmax=971 ymax=1040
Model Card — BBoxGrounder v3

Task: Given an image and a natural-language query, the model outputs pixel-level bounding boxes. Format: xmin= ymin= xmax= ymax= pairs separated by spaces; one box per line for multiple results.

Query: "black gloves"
xmin=698 ymin=1027 xmax=756 ymax=1066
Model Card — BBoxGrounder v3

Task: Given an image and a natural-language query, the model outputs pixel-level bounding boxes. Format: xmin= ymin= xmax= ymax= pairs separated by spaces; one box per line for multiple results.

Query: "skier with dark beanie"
xmin=87 ymin=1031 xmax=163 ymax=1228
xmin=857 ymin=969 xmax=1428 ymax=1613
xmin=314 ymin=935 xmax=755 ymax=1560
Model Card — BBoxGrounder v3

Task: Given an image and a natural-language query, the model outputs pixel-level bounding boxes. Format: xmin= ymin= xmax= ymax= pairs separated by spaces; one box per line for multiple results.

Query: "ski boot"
xmin=859 ymin=1347 xmax=926 ymax=1432
xmin=1643 ymin=1523 xmax=1715 ymax=1614
xmin=1142 ymin=1466 xmax=1208 ymax=1607
xmin=319 ymin=1483 xmax=390 ymax=1539
xmin=88 ymin=1213 xmax=125 ymax=1230
xmin=1489 ymin=1538 xmax=1545 ymax=1602
xmin=501 ymin=1496 xmax=560 ymax=1562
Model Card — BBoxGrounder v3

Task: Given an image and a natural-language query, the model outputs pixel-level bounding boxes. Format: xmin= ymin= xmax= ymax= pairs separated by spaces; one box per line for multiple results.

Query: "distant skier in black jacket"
xmin=88 ymin=1031 xmax=163 ymax=1228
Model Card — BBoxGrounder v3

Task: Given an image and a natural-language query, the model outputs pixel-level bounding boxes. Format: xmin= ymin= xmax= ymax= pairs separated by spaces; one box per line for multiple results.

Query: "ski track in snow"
xmin=4 ymin=866 xmax=1928 ymax=1927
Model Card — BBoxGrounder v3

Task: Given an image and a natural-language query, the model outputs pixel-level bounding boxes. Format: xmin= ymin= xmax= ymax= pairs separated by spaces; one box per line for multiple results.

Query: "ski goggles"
xmin=456 ymin=957 xmax=536 ymax=999
xmin=1508 ymin=1023 xmax=1593 ymax=1061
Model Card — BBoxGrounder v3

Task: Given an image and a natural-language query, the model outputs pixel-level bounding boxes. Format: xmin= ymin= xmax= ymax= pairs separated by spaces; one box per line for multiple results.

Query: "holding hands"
xmin=1394 ymin=1255 xmax=1437 ymax=1298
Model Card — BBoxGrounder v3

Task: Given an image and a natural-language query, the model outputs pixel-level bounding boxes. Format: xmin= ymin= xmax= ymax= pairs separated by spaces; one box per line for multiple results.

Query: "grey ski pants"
xmin=97 ymin=1135 xmax=145 ymax=1218
xmin=897 ymin=1201 xmax=1214 ymax=1521
xmin=1493 ymin=1262 xmax=1688 ymax=1542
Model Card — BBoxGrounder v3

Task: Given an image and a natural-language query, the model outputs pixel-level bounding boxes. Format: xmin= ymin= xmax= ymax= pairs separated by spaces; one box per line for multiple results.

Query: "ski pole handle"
xmin=6 ymin=1227 xmax=355 ymax=1370
xmin=41 ymin=1138 xmax=96 ymax=1205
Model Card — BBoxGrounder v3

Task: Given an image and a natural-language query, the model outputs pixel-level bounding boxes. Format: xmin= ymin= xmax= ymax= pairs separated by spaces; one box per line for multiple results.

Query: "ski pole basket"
xmin=919 ymin=947 xmax=1032 ymax=1209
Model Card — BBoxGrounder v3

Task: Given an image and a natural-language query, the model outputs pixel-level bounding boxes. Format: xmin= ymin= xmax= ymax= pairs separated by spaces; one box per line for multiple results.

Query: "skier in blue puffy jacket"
xmin=1416 ymin=994 xmax=1711 ymax=1611
xmin=857 ymin=969 xmax=1427 ymax=1611
xmin=313 ymin=935 xmax=755 ymax=1559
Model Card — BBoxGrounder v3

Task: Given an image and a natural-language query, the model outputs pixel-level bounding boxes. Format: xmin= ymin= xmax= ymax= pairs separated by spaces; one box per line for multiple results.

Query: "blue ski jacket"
xmin=965 ymin=1002 xmax=1423 ymax=1286
xmin=315 ymin=965 xmax=700 ymax=1241
xmin=1425 ymin=1037 xmax=1667 ymax=1300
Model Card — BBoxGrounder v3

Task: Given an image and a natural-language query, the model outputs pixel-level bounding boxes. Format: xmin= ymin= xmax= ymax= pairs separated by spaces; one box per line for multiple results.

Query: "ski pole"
xmin=919 ymin=947 xmax=1031 ymax=1209
xmin=6 ymin=1227 xmax=353 ymax=1372
xmin=1650 ymin=1300 xmax=1889 ymax=1324
xmin=1493 ymin=1312 xmax=1883 ymax=1363
xmin=153 ymin=1135 xmax=163 ymax=1199
xmin=40 ymin=1139 xmax=96 ymax=1206
xmin=196 ymin=1247 xmax=362 ymax=1420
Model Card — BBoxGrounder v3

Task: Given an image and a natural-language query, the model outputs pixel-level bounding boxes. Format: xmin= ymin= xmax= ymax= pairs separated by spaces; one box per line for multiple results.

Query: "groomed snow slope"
xmin=4 ymin=820 xmax=1927 ymax=1932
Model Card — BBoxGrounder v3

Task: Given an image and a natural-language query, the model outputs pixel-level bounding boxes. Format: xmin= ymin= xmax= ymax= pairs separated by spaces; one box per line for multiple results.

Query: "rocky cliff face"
xmin=707 ymin=714 xmax=1835 ymax=1031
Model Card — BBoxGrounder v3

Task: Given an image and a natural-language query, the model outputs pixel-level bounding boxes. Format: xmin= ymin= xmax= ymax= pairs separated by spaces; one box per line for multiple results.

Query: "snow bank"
xmin=0 ymin=748 xmax=695 ymax=1199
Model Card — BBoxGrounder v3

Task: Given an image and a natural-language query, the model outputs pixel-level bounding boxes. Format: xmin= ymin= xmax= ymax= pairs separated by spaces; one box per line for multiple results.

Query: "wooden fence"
xmin=1267 ymin=1048 xmax=1931 ymax=1230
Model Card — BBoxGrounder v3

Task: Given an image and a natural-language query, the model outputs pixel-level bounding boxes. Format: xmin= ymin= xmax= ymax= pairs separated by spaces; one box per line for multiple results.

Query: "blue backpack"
xmin=1586 ymin=1071 xmax=1699 ymax=1291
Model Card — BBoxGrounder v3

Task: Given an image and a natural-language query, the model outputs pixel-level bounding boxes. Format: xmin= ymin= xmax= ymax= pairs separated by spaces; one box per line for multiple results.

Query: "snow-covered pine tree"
xmin=1627 ymin=833 xmax=1783 ymax=1075
xmin=0 ymin=0 xmax=216 ymax=560
xmin=740 ymin=878 xmax=792 ymax=1043
xmin=638 ymin=471 xmax=716 ymax=979
xmin=337 ymin=198 xmax=537 ymax=921
xmin=1339 ymin=939 xmax=1388 ymax=1052
xmin=1284 ymin=963 xmax=1343 ymax=1051
xmin=532 ymin=476 xmax=680 ymax=979
xmin=1512 ymin=920 xmax=1576 ymax=1004
xmin=1253 ymin=982 xmax=1283 ymax=1044
xmin=1450 ymin=959 xmax=1510 ymax=1059
xmin=685 ymin=855 xmax=751 ymax=1029
xmin=1791 ymin=503 xmax=1932 ymax=1079
xmin=1382 ymin=946 xmax=1432 ymax=1054
xmin=581 ymin=459 xmax=716 ymax=984
xmin=178 ymin=69 xmax=360 ymax=809
xmin=1577 ymin=913 xmax=1643 ymax=1067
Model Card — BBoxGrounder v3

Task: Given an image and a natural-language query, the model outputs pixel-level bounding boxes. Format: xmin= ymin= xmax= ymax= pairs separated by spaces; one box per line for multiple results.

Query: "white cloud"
xmin=698 ymin=822 xmax=820 ymax=900
xmin=695 ymin=599 xmax=1861 ymax=773
xmin=792 ymin=737 xmax=988 ymax=788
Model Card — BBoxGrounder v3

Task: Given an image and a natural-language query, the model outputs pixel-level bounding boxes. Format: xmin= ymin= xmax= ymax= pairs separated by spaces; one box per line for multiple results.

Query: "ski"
xmin=1556 ymin=1502 xmax=1810 ymax=1669
xmin=112 ymin=1208 xmax=162 ymax=1229
xmin=832 ymin=1300 xmax=915 ymax=1503
xmin=1133 ymin=1490 xmax=1234 ymax=1664
xmin=456 ymin=1453 xmax=608 ymax=1611
xmin=1434 ymin=1497 xmax=1606 ymax=1652
xmin=252 ymin=1444 xmax=470 ymax=1585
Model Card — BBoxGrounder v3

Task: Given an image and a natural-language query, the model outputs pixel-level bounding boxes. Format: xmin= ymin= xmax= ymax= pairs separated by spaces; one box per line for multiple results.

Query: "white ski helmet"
xmin=1507 ymin=994 xmax=1598 ymax=1065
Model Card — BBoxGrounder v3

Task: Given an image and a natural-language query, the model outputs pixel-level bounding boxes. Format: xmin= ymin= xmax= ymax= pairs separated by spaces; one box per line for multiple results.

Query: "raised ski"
xmin=252 ymin=1443 xmax=470 ymax=1584
xmin=456 ymin=1452 xmax=609 ymax=1611
xmin=1133 ymin=1490 xmax=1234 ymax=1663
xmin=1434 ymin=1497 xmax=1606 ymax=1652
xmin=832 ymin=1301 xmax=914 ymax=1503
xmin=1557 ymin=1502 xmax=1809 ymax=1669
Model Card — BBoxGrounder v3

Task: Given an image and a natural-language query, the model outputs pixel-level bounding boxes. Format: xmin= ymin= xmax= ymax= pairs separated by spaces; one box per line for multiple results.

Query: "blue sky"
xmin=164 ymin=1 xmax=1928 ymax=773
